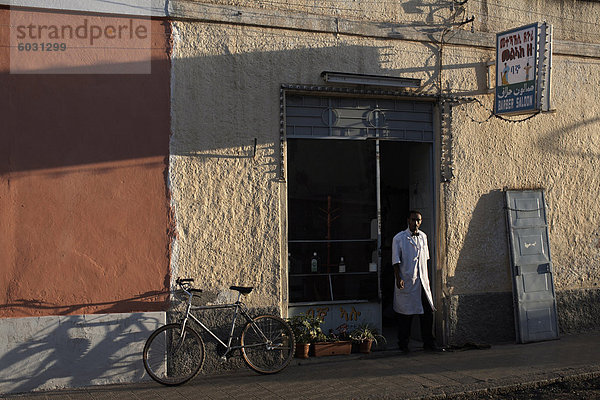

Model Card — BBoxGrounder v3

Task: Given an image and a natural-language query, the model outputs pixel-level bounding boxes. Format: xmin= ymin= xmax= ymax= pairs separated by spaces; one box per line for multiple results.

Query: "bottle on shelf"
xmin=338 ymin=257 xmax=346 ymax=273
xmin=369 ymin=262 xmax=378 ymax=272
xmin=310 ymin=252 xmax=318 ymax=273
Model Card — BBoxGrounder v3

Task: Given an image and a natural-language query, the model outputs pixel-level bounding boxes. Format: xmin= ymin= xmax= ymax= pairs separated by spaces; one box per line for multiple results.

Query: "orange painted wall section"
xmin=0 ymin=8 xmax=171 ymax=317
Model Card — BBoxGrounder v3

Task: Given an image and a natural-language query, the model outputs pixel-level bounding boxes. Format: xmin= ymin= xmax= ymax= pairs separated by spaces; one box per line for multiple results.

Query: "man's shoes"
xmin=398 ymin=343 xmax=410 ymax=354
xmin=424 ymin=344 xmax=446 ymax=353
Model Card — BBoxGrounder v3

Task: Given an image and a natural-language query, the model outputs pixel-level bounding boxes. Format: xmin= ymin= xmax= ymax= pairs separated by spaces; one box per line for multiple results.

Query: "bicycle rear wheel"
xmin=240 ymin=315 xmax=295 ymax=374
xmin=143 ymin=323 xmax=205 ymax=385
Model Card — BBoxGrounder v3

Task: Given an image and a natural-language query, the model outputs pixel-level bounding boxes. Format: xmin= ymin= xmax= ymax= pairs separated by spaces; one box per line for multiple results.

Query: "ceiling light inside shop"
xmin=321 ymin=71 xmax=421 ymax=88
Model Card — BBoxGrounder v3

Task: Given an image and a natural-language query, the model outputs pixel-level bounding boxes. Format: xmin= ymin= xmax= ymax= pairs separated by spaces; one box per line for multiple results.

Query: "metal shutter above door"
xmin=286 ymin=94 xmax=434 ymax=142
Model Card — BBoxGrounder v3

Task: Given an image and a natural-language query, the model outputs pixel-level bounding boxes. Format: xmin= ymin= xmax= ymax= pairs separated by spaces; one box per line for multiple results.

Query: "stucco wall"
xmin=442 ymin=53 xmax=600 ymax=340
xmin=439 ymin=3 xmax=600 ymax=341
xmin=181 ymin=0 xmax=600 ymax=45
xmin=444 ymin=62 xmax=600 ymax=294
xmin=0 ymin=9 xmax=172 ymax=317
xmin=0 ymin=7 xmax=172 ymax=393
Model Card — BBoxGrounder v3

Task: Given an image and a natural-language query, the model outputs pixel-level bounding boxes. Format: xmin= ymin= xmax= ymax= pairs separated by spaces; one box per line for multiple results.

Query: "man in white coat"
xmin=392 ymin=210 xmax=441 ymax=353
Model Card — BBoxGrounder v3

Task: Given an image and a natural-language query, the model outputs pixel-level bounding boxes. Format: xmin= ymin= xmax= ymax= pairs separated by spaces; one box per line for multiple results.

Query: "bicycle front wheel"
xmin=143 ymin=323 xmax=205 ymax=386
xmin=240 ymin=315 xmax=295 ymax=374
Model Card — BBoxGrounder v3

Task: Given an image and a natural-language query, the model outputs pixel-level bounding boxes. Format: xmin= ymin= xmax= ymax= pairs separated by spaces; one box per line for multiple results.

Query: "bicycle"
xmin=143 ymin=278 xmax=296 ymax=386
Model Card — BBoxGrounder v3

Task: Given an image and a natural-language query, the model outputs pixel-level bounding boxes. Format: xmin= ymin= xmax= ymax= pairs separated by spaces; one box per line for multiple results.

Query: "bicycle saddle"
xmin=230 ymin=286 xmax=253 ymax=295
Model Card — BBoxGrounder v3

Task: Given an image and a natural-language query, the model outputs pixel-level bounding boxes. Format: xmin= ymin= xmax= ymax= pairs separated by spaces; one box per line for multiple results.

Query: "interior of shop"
xmin=287 ymin=138 xmax=434 ymax=347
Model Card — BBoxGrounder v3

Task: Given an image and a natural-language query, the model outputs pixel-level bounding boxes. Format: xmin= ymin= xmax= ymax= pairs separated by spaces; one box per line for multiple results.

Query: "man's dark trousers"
xmin=397 ymin=288 xmax=435 ymax=349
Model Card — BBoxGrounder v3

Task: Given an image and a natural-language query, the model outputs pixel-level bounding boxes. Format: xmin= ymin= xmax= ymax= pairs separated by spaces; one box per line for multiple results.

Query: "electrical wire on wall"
xmin=438 ymin=1 xmax=474 ymax=183
xmin=462 ymin=98 xmax=541 ymax=124
xmin=437 ymin=1 xmax=473 ymax=96
xmin=437 ymin=0 xmax=553 ymax=133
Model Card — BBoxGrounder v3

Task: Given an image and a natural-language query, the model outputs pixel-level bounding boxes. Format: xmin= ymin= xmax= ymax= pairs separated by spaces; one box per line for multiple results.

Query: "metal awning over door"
xmin=285 ymin=94 xmax=434 ymax=142
xmin=505 ymin=189 xmax=559 ymax=343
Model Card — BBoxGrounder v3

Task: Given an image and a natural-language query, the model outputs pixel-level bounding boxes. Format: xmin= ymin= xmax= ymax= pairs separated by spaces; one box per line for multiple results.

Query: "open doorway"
xmin=284 ymin=92 xmax=436 ymax=340
xmin=379 ymin=141 xmax=434 ymax=348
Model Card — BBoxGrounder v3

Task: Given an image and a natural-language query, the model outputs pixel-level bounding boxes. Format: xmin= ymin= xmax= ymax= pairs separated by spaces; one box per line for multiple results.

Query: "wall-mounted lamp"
xmin=321 ymin=71 xmax=421 ymax=88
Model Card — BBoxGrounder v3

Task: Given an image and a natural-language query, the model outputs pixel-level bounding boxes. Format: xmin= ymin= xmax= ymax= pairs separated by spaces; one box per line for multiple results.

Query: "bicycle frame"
xmin=179 ymin=290 xmax=261 ymax=359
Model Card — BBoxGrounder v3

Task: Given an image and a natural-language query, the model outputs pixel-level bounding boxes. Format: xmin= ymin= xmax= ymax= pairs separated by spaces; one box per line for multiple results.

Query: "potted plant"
xmin=349 ymin=323 xmax=387 ymax=354
xmin=313 ymin=324 xmax=352 ymax=357
xmin=287 ymin=314 xmax=323 ymax=358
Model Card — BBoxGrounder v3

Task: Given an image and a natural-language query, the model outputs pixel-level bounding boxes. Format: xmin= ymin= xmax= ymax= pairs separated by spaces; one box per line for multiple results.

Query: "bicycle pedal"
xmin=219 ymin=355 xmax=228 ymax=362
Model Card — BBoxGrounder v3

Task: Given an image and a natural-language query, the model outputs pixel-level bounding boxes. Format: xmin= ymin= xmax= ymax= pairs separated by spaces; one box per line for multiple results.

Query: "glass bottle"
xmin=338 ymin=257 xmax=346 ymax=273
xmin=310 ymin=252 xmax=318 ymax=273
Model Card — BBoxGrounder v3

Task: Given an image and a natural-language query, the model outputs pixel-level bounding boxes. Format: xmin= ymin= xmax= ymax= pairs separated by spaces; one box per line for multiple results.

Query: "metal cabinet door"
xmin=505 ymin=190 xmax=559 ymax=343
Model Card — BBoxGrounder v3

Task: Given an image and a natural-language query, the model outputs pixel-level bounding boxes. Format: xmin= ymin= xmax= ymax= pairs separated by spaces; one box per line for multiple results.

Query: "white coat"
xmin=392 ymin=228 xmax=434 ymax=315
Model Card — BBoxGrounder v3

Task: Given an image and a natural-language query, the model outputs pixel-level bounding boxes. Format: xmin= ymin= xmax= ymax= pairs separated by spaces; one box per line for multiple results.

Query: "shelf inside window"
xmin=288 ymin=272 xmax=378 ymax=303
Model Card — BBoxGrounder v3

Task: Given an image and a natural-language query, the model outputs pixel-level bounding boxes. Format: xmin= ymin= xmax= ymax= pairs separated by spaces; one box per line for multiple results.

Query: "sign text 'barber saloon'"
xmin=495 ymin=24 xmax=538 ymax=115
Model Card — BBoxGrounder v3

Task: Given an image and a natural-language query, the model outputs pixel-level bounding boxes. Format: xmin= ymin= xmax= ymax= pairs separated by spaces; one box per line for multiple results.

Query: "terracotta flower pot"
xmin=295 ymin=343 xmax=310 ymax=358
xmin=313 ymin=341 xmax=352 ymax=357
xmin=359 ymin=339 xmax=374 ymax=354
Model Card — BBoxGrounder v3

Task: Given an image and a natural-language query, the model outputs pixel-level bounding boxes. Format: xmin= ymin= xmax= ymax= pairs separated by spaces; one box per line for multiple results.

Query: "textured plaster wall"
xmin=182 ymin=0 xmax=600 ymax=44
xmin=181 ymin=0 xmax=442 ymax=23
xmin=0 ymin=11 xmax=172 ymax=318
xmin=468 ymin=0 xmax=600 ymax=43
xmin=438 ymin=0 xmax=600 ymax=340
xmin=442 ymin=53 xmax=600 ymax=341
xmin=442 ymin=54 xmax=600 ymax=295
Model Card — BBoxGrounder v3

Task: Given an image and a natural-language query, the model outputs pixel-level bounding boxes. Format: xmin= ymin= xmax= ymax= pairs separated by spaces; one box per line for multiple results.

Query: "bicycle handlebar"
xmin=176 ymin=278 xmax=203 ymax=294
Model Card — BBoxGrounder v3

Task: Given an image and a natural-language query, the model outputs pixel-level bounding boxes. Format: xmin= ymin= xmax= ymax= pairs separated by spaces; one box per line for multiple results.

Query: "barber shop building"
xmin=2 ymin=0 xmax=600 ymax=393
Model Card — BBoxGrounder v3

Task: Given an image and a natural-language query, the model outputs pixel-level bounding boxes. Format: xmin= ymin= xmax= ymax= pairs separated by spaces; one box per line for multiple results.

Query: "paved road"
xmin=2 ymin=333 xmax=600 ymax=399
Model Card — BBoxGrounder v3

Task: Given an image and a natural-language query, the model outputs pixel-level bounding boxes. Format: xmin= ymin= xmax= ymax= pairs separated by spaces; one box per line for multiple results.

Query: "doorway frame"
xmin=280 ymin=85 xmax=441 ymax=343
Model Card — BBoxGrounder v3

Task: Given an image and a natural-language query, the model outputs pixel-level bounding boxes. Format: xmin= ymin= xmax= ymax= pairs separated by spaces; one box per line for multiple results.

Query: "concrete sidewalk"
xmin=2 ymin=332 xmax=599 ymax=400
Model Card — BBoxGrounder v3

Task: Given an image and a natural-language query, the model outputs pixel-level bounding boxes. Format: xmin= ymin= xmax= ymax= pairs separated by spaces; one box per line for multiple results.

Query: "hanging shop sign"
xmin=495 ymin=23 xmax=552 ymax=116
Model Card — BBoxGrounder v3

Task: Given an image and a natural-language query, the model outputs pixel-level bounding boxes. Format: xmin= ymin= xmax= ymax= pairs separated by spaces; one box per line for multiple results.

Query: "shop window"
xmin=287 ymin=139 xmax=379 ymax=303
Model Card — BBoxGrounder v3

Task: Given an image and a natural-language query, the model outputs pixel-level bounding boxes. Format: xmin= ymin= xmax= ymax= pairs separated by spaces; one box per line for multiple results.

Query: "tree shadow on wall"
xmin=536 ymin=116 xmax=600 ymax=160
xmin=0 ymin=305 xmax=165 ymax=394
xmin=400 ymin=0 xmax=466 ymax=26
xmin=446 ymin=190 xmax=516 ymax=344
xmin=0 ymin=291 xmax=170 ymax=394
xmin=0 ymin=290 xmax=170 ymax=316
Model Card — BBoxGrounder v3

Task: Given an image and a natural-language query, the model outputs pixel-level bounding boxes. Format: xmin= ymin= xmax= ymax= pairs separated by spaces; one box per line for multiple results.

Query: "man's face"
xmin=407 ymin=213 xmax=422 ymax=233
